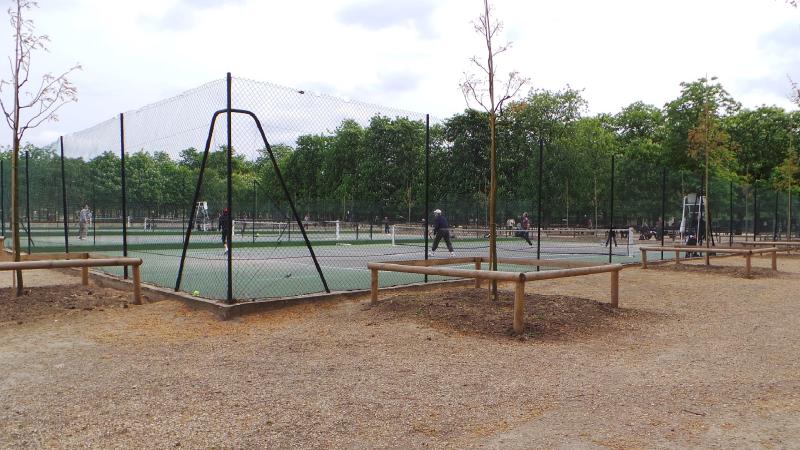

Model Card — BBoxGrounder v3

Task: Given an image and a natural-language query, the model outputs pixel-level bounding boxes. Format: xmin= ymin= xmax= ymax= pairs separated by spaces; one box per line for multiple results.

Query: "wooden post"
xmin=610 ymin=270 xmax=619 ymax=308
xmin=513 ymin=281 xmax=525 ymax=334
xmin=81 ymin=253 xmax=89 ymax=286
xmin=704 ymin=251 xmax=710 ymax=266
xmin=675 ymin=250 xmax=681 ymax=264
xmin=474 ymin=259 xmax=481 ymax=288
xmin=771 ymin=250 xmax=777 ymax=271
xmin=132 ymin=264 xmax=142 ymax=305
xmin=370 ymin=269 xmax=378 ymax=305
xmin=641 ymin=249 xmax=648 ymax=269
xmin=745 ymin=253 xmax=752 ymax=278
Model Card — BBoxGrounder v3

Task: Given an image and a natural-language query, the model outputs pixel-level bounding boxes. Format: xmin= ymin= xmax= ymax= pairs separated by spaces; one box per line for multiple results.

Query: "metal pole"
xmin=1 ymin=160 xmax=5 ymax=238
xmin=226 ymin=72 xmax=233 ymax=304
xmin=91 ymin=173 xmax=96 ymax=246
xmin=175 ymin=115 xmax=217 ymax=292
xmin=424 ymin=114 xmax=430 ymax=283
xmin=536 ymin=138 xmax=543 ymax=268
xmin=729 ymin=181 xmax=733 ymax=246
xmin=252 ymin=178 xmax=256 ymax=244
xmin=60 ymin=137 xmax=69 ymax=253
xmin=753 ymin=184 xmax=758 ymax=241
xmin=772 ymin=190 xmax=778 ymax=240
xmin=661 ymin=167 xmax=665 ymax=259
xmin=25 ymin=150 xmax=31 ymax=253
xmin=608 ymin=154 xmax=615 ymax=264
xmin=120 ymin=113 xmax=129 ymax=279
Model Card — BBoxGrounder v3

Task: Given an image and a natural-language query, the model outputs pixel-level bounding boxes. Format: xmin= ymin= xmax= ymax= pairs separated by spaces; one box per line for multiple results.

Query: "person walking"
xmin=430 ymin=209 xmax=454 ymax=257
xmin=78 ymin=204 xmax=92 ymax=240
xmin=515 ymin=212 xmax=533 ymax=245
xmin=382 ymin=216 xmax=390 ymax=234
xmin=219 ymin=207 xmax=232 ymax=254
xmin=604 ymin=229 xmax=618 ymax=247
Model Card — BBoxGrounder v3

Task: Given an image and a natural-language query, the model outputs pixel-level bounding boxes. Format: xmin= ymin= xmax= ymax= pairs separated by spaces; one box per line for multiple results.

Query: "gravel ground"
xmin=1 ymin=254 xmax=799 ymax=448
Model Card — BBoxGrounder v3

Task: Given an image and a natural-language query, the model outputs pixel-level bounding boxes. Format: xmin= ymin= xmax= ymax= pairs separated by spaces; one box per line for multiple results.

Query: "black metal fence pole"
xmin=226 ymin=73 xmax=234 ymax=304
xmin=424 ymin=114 xmax=430 ymax=283
xmin=120 ymin=113 xmax=129 ymax=279
xmin=753 ymin=184 xmax=758 ymax=241
xmin=60 ymin=137 xmax=69 ymax=253
xmin=729 ymin=181 xmax=733 ymax=246
xmin=175 ymin=115 xmax=218 ymax=292
xmin=608 ymin=154 xmax=615 ymax=264
xmin=252 ymin=179 xmax=256 ymax=244
xmin=1 ymin=160 xmax=5 ymax=238
xmin=661 ymin=167 xmax=666 ymax=259
xmin=773 ymin=190 xmax=779 ymax=240
xmin=536 ymin=138 xmax=543 ymax=268
xmin=91 ymin=173 xmax=96 ymax=246
xmin=25 ymin=150 xmax=31 ymax=253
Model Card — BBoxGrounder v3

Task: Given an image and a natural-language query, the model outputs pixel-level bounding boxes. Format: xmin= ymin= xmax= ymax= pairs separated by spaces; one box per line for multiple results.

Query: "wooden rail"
xmin=368 ymin=256 xmax=622 ymax=334
xmin=639 ymin=245 xmax=778 ymax=277
xmin=739 ymin=241 xmax=800 ymax=254
xmin=0 ymin=257 xmax=144 ymax=304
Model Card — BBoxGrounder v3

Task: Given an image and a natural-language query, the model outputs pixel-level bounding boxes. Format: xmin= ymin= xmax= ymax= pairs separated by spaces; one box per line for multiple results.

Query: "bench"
xmin=368 ymin=256 xmax=623 ymax=334
xmin=639 ymin=245 xmax=778 ymax=278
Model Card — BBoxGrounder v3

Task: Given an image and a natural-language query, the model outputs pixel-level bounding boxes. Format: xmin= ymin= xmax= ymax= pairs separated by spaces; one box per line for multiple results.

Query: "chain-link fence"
xmin=1 ymin=74 xmax=797 ymax=302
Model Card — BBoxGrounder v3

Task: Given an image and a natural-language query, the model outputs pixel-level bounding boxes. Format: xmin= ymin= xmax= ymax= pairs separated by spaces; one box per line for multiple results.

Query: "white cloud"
xmin=0 ymin=0 xmax=799 ymax=148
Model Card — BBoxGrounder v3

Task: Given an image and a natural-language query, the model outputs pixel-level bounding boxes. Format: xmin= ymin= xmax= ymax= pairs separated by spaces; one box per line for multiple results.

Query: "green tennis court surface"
xmin=5 ymin=226 xmax=646 ymax=300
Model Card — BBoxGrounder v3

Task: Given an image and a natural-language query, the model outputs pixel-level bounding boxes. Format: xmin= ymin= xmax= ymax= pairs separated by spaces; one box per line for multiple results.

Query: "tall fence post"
xmin=773 ymin=190 xmax=779 ymax=240
xmin=536 ymin=138 xmax=543 ymax=269
xmin=25 ymin=150 xmax=31 ymax=254
xmin=226 ymin=72 xmax=234 ymax=304
xmin=729 ymin=181 xmax=733 ymax=246
xmin=608 ymin=154 xmax=615 ymax=264
xmin=252 ymin=179 xmax=256 ymax=244
xmin=424 ymin=114 xmax=430 ymax=283
xmin=0 ymin=160 xmax=5 ymax=238
xmin=120 ymin=113 xmax=129 ymax=279
xmin=91 ymin=171 xmax=96 ymax=246
xmin=753 ymin=184 xmax=758 ymax=241
xmin=60 ymin=136 xmax=69 ymax=253
xmin=661 ymin=167 xmax=666 ymax=259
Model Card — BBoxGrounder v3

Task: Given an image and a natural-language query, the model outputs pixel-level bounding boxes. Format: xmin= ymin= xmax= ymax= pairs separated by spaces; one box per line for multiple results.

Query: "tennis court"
xmin=6 ymin=222 xmax=644 ymax=300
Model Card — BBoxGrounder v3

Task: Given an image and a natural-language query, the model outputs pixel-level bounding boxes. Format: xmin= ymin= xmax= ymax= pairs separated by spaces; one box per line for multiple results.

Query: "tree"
xmin=663 ymin=77 xmax=738 ymax=172
xmin=773 ymin=131 xmax=799 ymax=238
xmin=460 ymin=0 xmax=527 ymax=301
xmin=687 ymin=81 xmax=735 ymax=254
xmin=507 ymin=87 xmax=587 ymax=226
xmin=0 ymin=0 xmax=79 ymax=295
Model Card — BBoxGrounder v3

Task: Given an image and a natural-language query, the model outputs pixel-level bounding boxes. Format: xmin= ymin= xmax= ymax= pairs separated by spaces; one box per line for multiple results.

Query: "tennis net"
xmin=391 ymin=225 xmax=634 ymax=256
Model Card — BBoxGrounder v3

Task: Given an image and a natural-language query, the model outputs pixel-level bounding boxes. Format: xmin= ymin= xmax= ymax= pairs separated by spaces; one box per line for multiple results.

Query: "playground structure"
xmin=368 ymin=256 xmax=623 ymax=334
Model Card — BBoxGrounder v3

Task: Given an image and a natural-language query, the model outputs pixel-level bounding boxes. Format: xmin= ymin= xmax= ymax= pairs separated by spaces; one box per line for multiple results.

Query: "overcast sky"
xmin=2 ymin=0 xmax=800 ymax=147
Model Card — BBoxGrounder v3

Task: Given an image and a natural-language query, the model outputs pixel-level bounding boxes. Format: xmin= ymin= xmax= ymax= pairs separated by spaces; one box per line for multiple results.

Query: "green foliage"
xmin=11 ymin=76 xmax=800 ymax=230
xmin=663 ymin=77 xmax=739 ymax=171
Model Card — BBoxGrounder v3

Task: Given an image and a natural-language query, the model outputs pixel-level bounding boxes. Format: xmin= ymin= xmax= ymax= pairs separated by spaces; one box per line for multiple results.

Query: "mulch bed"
xmin=369 ymin=287 xmax=652 ymax=340
xmin=0 ymin=285 xmax=132 ymax=325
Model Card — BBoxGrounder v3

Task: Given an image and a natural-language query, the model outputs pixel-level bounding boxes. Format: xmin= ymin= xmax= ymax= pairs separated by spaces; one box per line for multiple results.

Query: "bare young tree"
xmin=460 ymin=0 xmax=527 ymax=300
xmin=0 ymin=0 xmax=79 ymax=295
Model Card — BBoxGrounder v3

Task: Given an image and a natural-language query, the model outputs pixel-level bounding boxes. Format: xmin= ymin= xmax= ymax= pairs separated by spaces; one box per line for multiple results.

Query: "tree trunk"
xmin=12 ymin=136 xmax=23 ymax=294
xmin=489 ymin=113 xmax=498 ymax=301
xmin=704 ymin=129 xmax=711 ymax=255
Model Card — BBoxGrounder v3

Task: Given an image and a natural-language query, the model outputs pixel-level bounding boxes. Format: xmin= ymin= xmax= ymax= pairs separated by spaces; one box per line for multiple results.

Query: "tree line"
xmin=1 ymin=77 xmax=798 ymax=229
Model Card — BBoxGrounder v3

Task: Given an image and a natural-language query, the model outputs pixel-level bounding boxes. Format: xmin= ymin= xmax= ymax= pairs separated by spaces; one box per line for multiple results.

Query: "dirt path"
xmin=1 ymin=255 xmax=798 ymax=448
